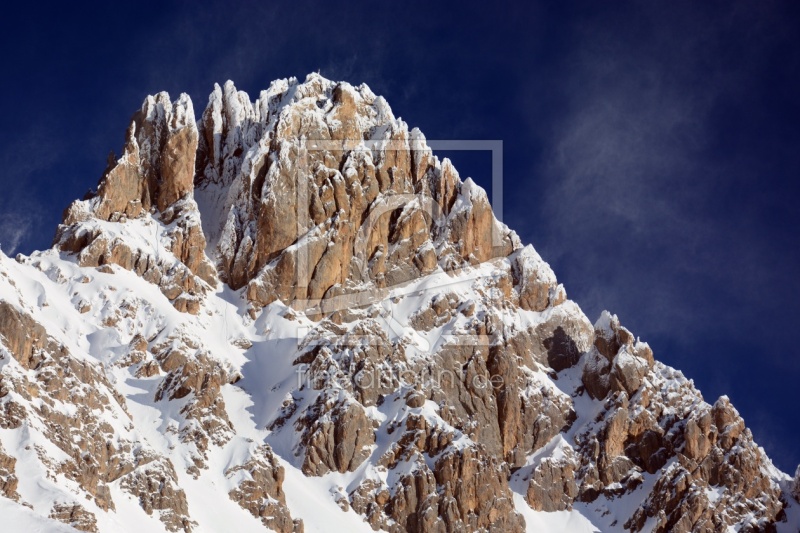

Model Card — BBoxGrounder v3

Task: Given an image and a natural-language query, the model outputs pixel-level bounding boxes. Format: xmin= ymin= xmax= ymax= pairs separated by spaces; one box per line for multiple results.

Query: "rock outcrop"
xmin=0 ymin=294 xmax=196 ymax=531
xmin=524 ymin=441 xmax=579 ymax=512
xmin=49 ymin=502 xmax=99 ymax=533
xmin=54 ymin=93 xmax=216 ymax=314
xmin=582 ymin=311 xmax=654 ymax=400
xmin=118 ymin=457 xmax=195 ymax=532
xmin=0 ymin=442 xmax=20 ymax=501
xmin=299 ymin=393 xmax=374 ymax=476
xmin=226 ymin=445 xmax=302 ymax=533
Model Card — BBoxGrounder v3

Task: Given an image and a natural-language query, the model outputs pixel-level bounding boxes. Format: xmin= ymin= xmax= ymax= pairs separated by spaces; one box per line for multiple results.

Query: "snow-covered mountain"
xmin=0 ymin=73 xmax=798 ymax=532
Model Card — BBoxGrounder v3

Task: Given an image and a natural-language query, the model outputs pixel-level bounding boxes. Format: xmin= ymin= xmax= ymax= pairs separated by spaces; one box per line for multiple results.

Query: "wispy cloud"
xmin=0 ymin=128 xmax=66 ymax=254
xmin=529 ymin=4 xmax=792 ymax=341
xmin=520 ymin=5 xmax=800 ymax=472
xmin=0 ymin=212 xmax=33 ymax=255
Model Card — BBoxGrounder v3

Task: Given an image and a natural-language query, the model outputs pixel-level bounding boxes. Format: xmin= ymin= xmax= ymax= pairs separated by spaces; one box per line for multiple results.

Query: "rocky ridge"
xmin=0 ymin=73 xmax=797 ymax=532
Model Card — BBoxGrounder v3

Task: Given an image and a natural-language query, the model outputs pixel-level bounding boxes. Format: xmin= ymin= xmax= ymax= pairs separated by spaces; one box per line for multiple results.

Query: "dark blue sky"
xmin=2 ymin=1 xmax=799 ymax=472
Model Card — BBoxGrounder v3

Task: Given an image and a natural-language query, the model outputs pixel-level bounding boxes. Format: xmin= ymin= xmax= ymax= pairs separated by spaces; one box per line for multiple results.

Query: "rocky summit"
xmin=0 ymin=73 xmax=798 ymax=532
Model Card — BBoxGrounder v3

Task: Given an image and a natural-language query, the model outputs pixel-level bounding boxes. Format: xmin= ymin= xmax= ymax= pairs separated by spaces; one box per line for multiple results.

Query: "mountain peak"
xmin=193 ymin=75 xmax=517 ymax=312
xmin=0 ymin=76 xmax=797 ymax=532
xmin=55 ymin=76 xmax=519 ymax=318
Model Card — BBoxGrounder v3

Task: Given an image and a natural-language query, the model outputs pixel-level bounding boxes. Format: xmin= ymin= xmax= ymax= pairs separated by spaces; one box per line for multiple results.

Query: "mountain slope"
xmin=0 ymin=73 xmax=798 ymax=532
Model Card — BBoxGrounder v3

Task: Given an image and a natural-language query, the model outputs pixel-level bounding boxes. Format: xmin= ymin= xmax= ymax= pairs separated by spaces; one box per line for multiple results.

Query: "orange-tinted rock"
xmin=226 ymin=445 xmax=302 ymax=533
xmin=49 ymin=503 xmax=99 ymax=533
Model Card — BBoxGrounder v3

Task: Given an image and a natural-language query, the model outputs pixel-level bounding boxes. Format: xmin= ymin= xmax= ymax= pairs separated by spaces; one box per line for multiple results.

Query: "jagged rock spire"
xmin=193 ymin=74 xmax=519 ymax=314
xmin=92 ymin=92 xmax=199 ymax=220
xmin=53 ymin=74 xmax=528 ymax=317
xmin=54 ymin=91 xmax=216 ymax=314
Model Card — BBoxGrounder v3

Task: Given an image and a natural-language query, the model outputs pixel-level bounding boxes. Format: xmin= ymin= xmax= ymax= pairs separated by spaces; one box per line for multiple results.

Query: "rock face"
xmin=793 ymin=466 xmax=800 ymax=502
xmin=54 ymin=92 xmax=216 ymax=314
xmin=525 ymin=441 xmax=579 ymax=512
xmin=0 ymin=73 xmax=797 ymax=533
xmin=226 ymin=445 xmax=302 ymax=533
xmin=511 ymin=245 xmax=563 ymax=312
xmin=49 ymin=502 xmax=99 ymax=532
xmin=299 ymin=394 xmax=375 ymax=476
xmin=582 ymin=311 xmax=654 ymax=400
xmin=94 ymin=93 xmax=198 ymax=219
xmin=621 ymin=394 xmax=784 ymax=532
xmin=0 ymin=442 xmax=20 ymax=501
xmin=0 ymin=297 xmax=196 ymax=531
xmin=118 ymin=458 xmax=194 ymax=532
xmin=193 ymin=78 xmax=516 ymax=314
